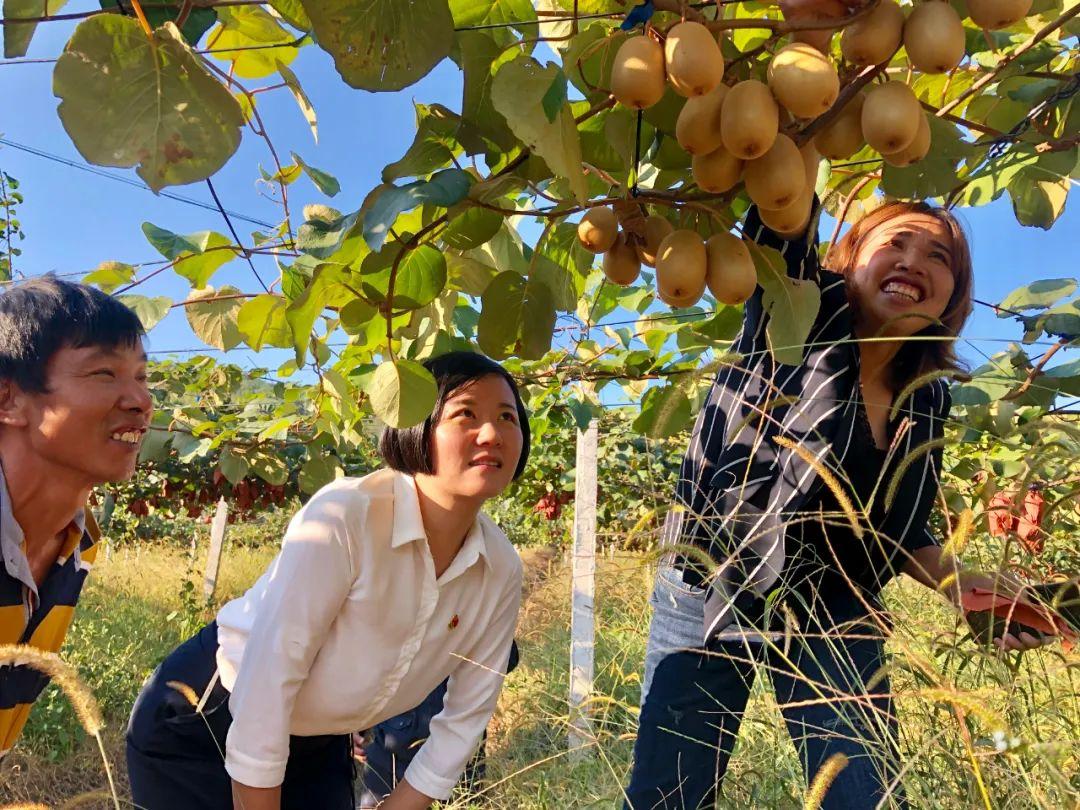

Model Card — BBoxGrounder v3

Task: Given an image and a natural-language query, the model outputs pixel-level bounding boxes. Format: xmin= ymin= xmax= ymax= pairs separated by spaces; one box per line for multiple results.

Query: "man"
xmin=0 ymin=277 xmax=150 ymax=755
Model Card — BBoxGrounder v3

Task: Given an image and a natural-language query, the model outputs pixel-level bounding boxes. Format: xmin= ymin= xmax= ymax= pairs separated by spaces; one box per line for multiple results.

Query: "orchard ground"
xmin=1 ymin=517 xmax=1076 ymax=809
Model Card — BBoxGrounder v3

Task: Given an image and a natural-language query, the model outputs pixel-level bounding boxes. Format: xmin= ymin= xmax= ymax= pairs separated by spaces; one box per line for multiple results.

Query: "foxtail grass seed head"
xmin=0 ymin=644 xmax=103 ymax=736
xmin=944 ymin=508 xmax=974 ymax=556
xmin=890 ymin=368 xmax=970 ymax=423
xmin=774 ymin=436 xmax=864 ymax=539
xmin=805 ymin=752 xmax=849 ymax=809
xmin=884 ymin=436 xmax=949 ymax=512
xmin=166 ymin=680 xmax=200 ymax=707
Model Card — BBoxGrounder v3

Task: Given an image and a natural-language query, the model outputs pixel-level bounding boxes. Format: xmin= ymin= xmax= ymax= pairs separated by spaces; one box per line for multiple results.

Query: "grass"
xmin=1 ymin=545 xmax=1077 ymax=809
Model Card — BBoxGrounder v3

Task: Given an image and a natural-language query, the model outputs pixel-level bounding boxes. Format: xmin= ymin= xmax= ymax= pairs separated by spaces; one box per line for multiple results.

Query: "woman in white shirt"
xmin=126 ymin=351 xmax=528 ymax=810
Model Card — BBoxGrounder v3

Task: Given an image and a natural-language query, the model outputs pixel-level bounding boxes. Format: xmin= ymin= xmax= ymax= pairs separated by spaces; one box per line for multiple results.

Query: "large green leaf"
xmin=209 ymin=5 xmax=299 ymax=79
xmin=446 ymin=252 xmax=500 ymax=296
xmin=478 ymin=270 xmax=556 ymax=360
xmin=185 ymin=286 xmax=244 ymax=350
xmin=53 ymin=17 xmax=244 ymax=192
xmin=368 ymin=359 xmax=438 ymax=428
xmin=142 ymin=223 xmax=236 ymax=288
xmin=632 ymin=385 xmax=692 ymax=439
xmin=299 ymin=454 xmax=344 ymax=494
xmin=291 ymin=153 xmax=340 ymax=197
xmin=491 ymin=55 xmax=588 ymax=205
xmin=455 ymin=31 xmax=516 ymax=154
xmin=268 ymin=0 xmax=311 ymax=30
xmin=362 ymin=169 xmax=471 ymax=251
xmin=450 ymin=0 xmax=536 ymax=30
xmin=285 ymin=264 xmax=357 ymax=363
xmin=300 ymin=0 xmax=454 ymax=91
xmin=1008 ymin=172 xmax=1069 ymax=229
xmin=998 ymin=278 xmax=1077 ymax=313
xmin=362 ymin=245 xmax=447 ymax=309
xmin=118 ymin=295 xmax=171 ymax=331
xmin=753 ymin=244 xmax=821 ymax=367
xmin=442 ymin=205 xmax=503 ymax=250
xmin=4 ymin=0 xmax=70 ymax=58
xmin=382 ymin=104 xmax=465 ymax=181
xmin=237 ymin=294 xmax=293 ymax=351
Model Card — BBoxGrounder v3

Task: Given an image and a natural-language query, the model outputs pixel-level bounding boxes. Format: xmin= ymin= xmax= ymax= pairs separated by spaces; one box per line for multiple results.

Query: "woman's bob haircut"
xmin=379 ymin=351 xmax=530 ymax=480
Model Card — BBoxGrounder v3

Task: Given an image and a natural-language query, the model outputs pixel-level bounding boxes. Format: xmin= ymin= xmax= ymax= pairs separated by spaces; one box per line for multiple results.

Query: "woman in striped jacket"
xmin=623 ymin=197 xmax=1048 ymax=809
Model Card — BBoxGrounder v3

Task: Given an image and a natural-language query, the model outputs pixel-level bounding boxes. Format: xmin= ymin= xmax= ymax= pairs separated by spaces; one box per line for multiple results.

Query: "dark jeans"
xmin=624 ymin=565 xmax=905 ymax=810
xmin=126 ymin=622 xmax=354 ymax=810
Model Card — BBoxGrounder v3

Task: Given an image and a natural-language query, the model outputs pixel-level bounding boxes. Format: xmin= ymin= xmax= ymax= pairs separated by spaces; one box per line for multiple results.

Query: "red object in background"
xmin=962 ymin=587 xmax=1077 ymax=651
xmin=987 ymin=488 xmax=1046 ymax=555
xmin=1017 ymin=489 xmax=1046 ymax=555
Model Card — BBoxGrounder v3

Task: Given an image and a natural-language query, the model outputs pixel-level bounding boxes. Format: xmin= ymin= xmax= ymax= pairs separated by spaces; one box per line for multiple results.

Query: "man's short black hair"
xmin=0 ymin=276 xmax=146 ymax=394
xmin=379 ymin=351 xmax=530 ymax=480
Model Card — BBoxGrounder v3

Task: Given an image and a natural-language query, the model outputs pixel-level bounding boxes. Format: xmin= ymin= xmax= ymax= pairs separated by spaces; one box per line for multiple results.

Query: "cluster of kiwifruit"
xmin=609 ymin=1 xmax=1032 ymax=223
xmin=577 ymin=205 xmax=757 ymax=309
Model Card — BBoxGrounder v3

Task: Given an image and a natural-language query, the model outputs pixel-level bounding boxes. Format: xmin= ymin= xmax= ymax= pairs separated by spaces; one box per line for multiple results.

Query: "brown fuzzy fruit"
xmin=759 ymin=185 xmax=814 ymax=237
xmin=861 ymin=81 xmax=922 ymax=155
xmin=602 ymin=233 xmax=642 ymax=286
xmin=664 ymin=21 xmax=725 ymax=98
xmin=705 ymin=232 xmax=757 ymax=305
xmin=841 ymin=0 xmax=905 ymax=66
xmin=814 ymin=92 xmax=866 ymax=159
xmin=635 ymin=215 xmax=675 ymax=267
xmin=743 ymin=134 xmax=806 ymax=211
xmin=611 ymin=35 xmax=667 ymax=110
xmin=967 ymin=0 xmax=1033 ymax=29
xmin=658 ymin=277 xmax=707 ymax=308
xmin=675 ymin=83 xmax=729 ymax=155
xmin=577 ymin=207 xmax=619 ymax=254
xmin=903 ymin=1 xmax=966 ymax=74
xmin=767 ymin=43 xmax=840 ymax=119
xmin=655 ymin=229 xmax=708 ymax=301
xmin=793 ymin=28 xmax=835 ymax=53
xmin=692 ymin=142 xmax=744 ymax=194
xmin=721 ymin=80 xmax=780 ymax=160
xmin=882 ymin=112 xmax=932 ymax=167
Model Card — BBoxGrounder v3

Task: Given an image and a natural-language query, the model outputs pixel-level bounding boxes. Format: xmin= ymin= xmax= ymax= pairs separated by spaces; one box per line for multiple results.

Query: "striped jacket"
xmin=0 ymin=462 xmax=100 ymax=755
xmin=669 ymin=206 xmax=951 ymax=640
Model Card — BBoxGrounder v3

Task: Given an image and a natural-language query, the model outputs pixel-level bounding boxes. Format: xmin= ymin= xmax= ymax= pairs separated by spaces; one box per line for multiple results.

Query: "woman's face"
xmin=426 ymin=374 xmax=523 ymax=502
xmin=846 ymin=213 xmax=958 ymax=339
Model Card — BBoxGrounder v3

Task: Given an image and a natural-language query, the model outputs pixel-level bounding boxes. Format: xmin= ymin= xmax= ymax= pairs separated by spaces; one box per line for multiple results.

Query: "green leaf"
xmin=363 ymin=169 xmax=471 ymax=251
xmin=446 ymin=252 xmax=500 ymax=296
xmin=753 ymin=244 xmax=821 ymax=366
xmin=249 ymin=452 xmax=289 ymax=485
xmin=268 ymin=0 xmax=311 ymax=30
xmin=450 ymin=0 xmax=536 ymax=30
xmin=1008 ymin=173 xmax=1069 ymax=229
xmin=632 ymin=385 xmax=692 ymax=439
xmin=362 ymin=245 xmax=447 ymax=309
xmin=999 ymin=278 xmax=1077 ymax=313
xmin=185 ymin=285 xmax=244 ymax=350
xmin=491 ymin=56 xmax=588 ymax=204
xmin=455 ymin=31 xmax=516 ymax=154
xmin=382 ymin=103 xmax=464 ymax=181
xmin=219 ymin=449 xmax=250 ymax=485
xmin=208 ymin=5 xmax=299 ymax=78
xmin=285 ymin=264 xmax=356 ymax=363
xmin=541 ymin=68 xmax=569 ymax=123
xmin=1041 ymin=300 xmax=1080 ymax=340
xmin=117 ymin=295 xmax=171 ymax=331
xmin=237 ymin=294 xmax=293 ymax=351
xmin=368 ymin=359 xmax=438 ymax=428
xmin=300 ymin=0 xmax=454 ymax=91
xmin=291 ymin=152 xmax=340 ymax=197
xmin=442 ymin=206 xmax=503 ymax=250
xmin=141 ymin=223 xmax=236 ymax=289
xmin=4 ymin=0 xmax=70 ymax=58
xmin=299 ymin=454 xmax=343 ymax=494
xmin=276 ymin=60 xmax=317 ymax=143
xmin=83 ymin=260 xmax=135 ymax=292
xmin=478 ymin=270 xmax=556 ymax=360
xmin=98 ymin=0 xmax=217 ymax=46
xmin=53 ymin=16 xmax=244 ymax=192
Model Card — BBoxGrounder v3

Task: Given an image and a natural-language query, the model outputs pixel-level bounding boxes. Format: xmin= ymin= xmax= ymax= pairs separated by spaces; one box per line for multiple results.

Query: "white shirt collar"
xmin=390 ymin=472 xmax=492 ymax=575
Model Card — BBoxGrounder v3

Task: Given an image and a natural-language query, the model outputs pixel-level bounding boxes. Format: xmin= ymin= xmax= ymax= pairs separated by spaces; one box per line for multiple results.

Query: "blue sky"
xmin=1 ymin=6 xmax=1076 ymax=379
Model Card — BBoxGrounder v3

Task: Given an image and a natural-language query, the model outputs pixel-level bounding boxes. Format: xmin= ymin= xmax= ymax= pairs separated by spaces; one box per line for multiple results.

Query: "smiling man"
xmin=0 ymin=276 xmax=150 ymax=756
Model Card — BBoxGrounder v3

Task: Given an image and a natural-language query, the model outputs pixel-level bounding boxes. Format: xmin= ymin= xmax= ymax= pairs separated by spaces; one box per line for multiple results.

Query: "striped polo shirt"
xmin=0 ymin=462 xmax=99 ymax=756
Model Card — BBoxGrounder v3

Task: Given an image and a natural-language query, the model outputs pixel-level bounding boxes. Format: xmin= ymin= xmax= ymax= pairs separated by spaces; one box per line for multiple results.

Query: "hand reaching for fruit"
xmin=956 ymin=571 xmax=1069 ymax=653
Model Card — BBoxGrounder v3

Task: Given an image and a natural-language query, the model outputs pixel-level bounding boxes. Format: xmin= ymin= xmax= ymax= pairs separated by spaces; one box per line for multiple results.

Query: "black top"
xmin=686 ymin=399 xmax=938 ymax=633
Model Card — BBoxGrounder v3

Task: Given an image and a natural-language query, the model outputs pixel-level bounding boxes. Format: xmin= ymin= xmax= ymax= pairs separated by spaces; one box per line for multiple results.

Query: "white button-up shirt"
xmin=215 ymin=468 xmax=523 ymax=798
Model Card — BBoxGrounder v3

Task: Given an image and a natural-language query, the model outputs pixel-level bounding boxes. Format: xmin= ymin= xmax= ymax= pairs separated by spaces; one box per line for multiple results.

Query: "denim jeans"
xmin=625 ymin=564 xmax=906 ymax=810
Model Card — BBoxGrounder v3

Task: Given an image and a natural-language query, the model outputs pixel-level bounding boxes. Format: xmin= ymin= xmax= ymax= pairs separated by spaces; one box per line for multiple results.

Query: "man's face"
xmin=0 ymin=343 xmax=153 ymax=486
